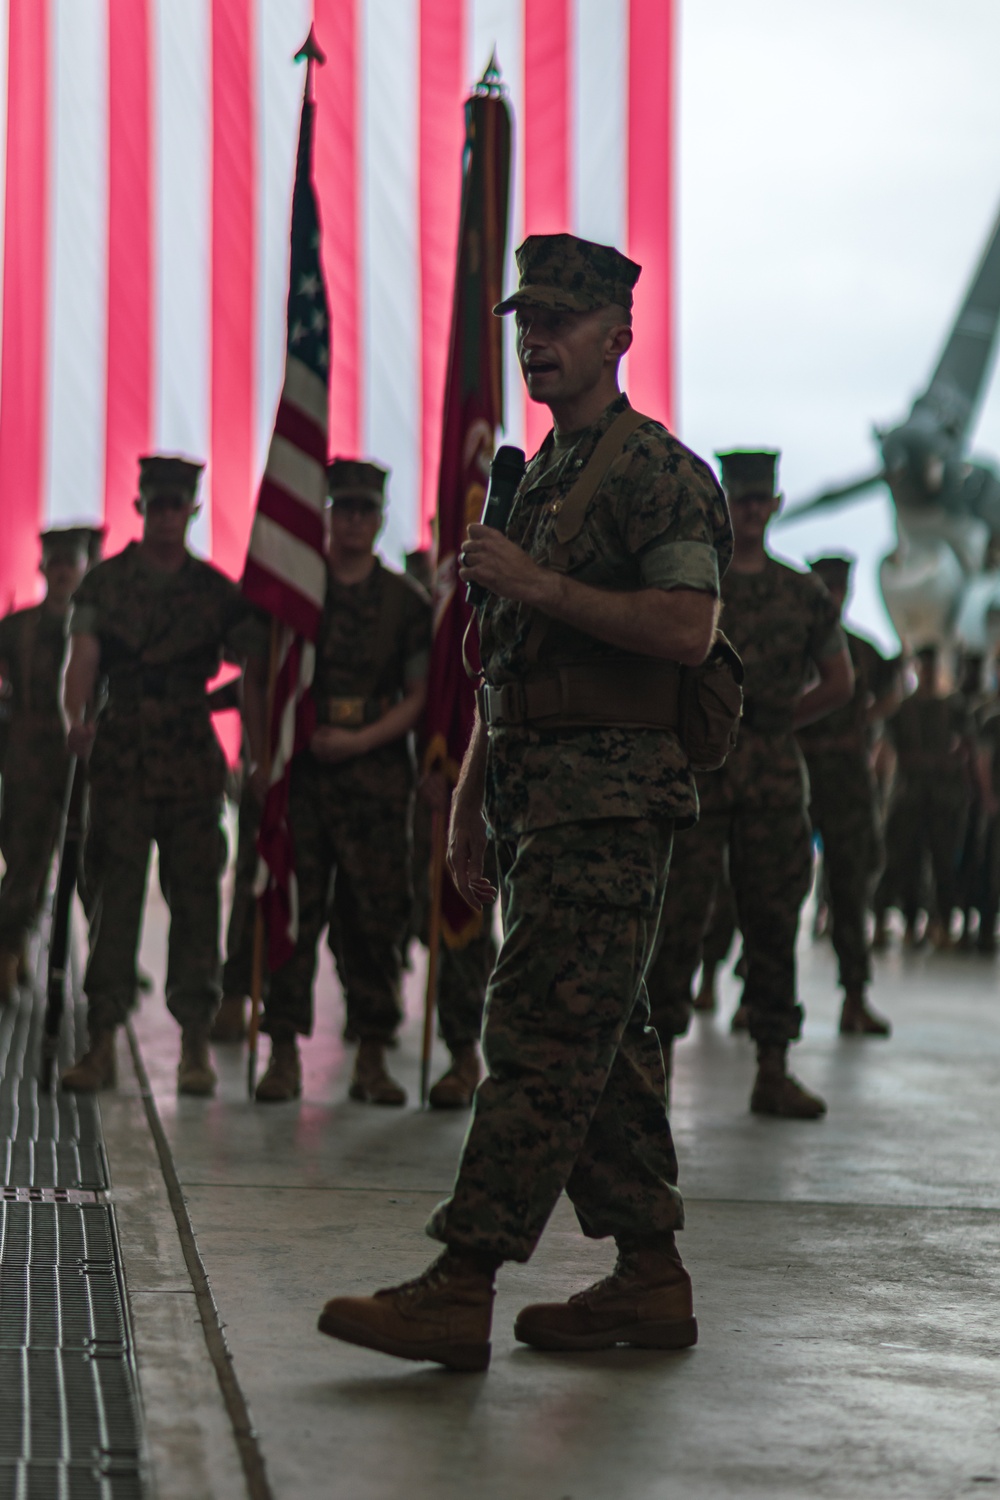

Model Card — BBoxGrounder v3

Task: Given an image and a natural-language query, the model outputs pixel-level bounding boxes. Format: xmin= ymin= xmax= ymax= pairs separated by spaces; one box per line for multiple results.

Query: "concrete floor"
xmin=98 ymin=871 xmax=1000 ymax=1500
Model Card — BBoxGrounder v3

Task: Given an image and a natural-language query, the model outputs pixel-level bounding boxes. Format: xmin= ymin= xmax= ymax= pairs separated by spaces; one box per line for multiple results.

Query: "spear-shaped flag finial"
xmin=295 ymin=25 xmax=327 ymax=67
xmin=474 ymin=48 xmax=507 ymax=98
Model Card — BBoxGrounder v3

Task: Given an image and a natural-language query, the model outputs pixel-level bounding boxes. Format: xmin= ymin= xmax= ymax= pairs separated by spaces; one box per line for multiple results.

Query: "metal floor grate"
xmin=0 ymin=1202 xmax=115 ymax=1267
xmin=0 ymin=976 xmax=148 ymax=1495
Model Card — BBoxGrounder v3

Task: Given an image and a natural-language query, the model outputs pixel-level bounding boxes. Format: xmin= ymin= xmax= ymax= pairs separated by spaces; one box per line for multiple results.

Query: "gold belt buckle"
xmin=327 ymin=696 xmax=365 ymax=727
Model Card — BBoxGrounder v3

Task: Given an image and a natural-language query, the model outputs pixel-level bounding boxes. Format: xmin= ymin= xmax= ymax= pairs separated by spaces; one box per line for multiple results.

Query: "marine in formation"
xmin=647 ymin=451 xmax=853 ymax=1119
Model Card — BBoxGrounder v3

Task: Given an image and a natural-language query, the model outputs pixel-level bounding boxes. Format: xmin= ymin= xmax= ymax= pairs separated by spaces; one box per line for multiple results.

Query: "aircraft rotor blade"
xmin=780 ymin=471 xmax=885 ymax=523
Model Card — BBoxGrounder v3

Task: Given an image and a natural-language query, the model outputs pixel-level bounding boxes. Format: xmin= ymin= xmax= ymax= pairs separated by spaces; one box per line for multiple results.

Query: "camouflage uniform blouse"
xmin=310 ymin=557 xmax=431 ymax=789
xmin=0 ymin=605 xmax=70 ymax=785
xmin=885 ymin=692 xmax=972 ymax=794
xmin=70 ymin=543 xmax=266 ymax=801
xmin=797 ymin=630 xmax=900 ymax=756
xmin=479 ymin=393 xmax=733 ymax=837
xmin=707 ymin=557 xmax=845 ymax=809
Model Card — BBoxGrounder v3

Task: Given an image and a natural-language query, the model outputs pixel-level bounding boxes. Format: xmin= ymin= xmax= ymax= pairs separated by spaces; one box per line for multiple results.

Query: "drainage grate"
xmin=0 ymin=1462 xmax=145 ymax=1500
xmin=1 ymin=1141 xmax=108 ymax=1194
xmin=0 ymin=1202 xmax=115 ymax=1267
xmin=0 ymin=1266 xmax=127 ymax=1352
xmin=0 ymin=1349 xmax=142 ymax=1466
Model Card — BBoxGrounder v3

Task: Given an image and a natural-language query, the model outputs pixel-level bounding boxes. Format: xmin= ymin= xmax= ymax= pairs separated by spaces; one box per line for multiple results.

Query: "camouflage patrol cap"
xmin=39 ymin=526 xmax=98 ymax=564
xmin=138 ymin=454 xmax=204 ymax=498
xmin=809 ymin=555 xmax=854 ymax=589
xmin=716 ymin=450 xmax=781 ymax=500
xmin=493 ymin=233 xmax=641 ymax=316
xmin=327 ymin=458 xmax=389 ymax=505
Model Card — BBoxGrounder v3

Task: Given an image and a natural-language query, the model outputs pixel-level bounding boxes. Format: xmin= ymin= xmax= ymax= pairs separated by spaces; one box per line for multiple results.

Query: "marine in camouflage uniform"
xmin=648 ymin=451 xmax=853 ymax=1119
xmin=61 ymin=455 xmax=267 ymax=1096
xmin=318 ymin=233 xmax=731 ymax=1370
xmin=796 ymin=555 xmax=901 ymax=1035
xmin=973 ymin=683 xmax=1000 ymax=952
xmin=256 ymin=460 xmax=432 ymax=1106
xmin=881 ymin=646 xmax=975 ymax=948
xmin=0 ymin=529 xmax=92 ymax=1001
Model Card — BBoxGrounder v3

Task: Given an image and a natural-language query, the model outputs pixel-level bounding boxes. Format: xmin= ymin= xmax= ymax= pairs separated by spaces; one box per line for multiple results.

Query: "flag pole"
xmin=247 ymin=615 xmax=281 ymax=1099
xmin=421 ymin=806 xmax=448 ymax=1106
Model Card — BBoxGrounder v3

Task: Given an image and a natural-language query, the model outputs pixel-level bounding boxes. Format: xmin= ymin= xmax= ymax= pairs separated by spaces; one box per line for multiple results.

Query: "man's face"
xmin=136 ymin=487 xmax=197 ymax=545
xmin=41 ymin=551 xmax=87 ymax=605
xmin=514 ymin=305 xmax=631 ymax=407
xmin=729 ymin=491 xmax=781 ymax=546
xmin=328 ymin=494 xmax=382 ymax=556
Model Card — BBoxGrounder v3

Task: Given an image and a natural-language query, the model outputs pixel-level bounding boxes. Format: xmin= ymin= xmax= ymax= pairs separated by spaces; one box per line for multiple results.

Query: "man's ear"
xmin=133 ymin=496 xmax=144 ymax=518
xmin=770 ymin=492 xmax=784 ymax=520
xmin=608 ymin=323 xmax=633 ymax=361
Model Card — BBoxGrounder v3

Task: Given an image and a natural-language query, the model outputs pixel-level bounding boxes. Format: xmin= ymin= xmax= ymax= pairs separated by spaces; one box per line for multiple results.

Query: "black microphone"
xmin=466 ymin=444 xmax=527 ymax=608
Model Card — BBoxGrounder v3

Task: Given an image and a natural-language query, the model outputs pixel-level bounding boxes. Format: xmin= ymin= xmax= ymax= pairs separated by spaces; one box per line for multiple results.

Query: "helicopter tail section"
xmin=918 ymin=201 xmax=1000 ymax=448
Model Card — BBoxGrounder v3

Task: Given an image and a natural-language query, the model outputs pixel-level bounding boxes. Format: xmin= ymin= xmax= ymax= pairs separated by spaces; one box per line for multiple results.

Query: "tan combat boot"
xmin=871 ymin=914 xmax=889 ymax=952
xmin=515 ymin=1239 xmax=697 ymax=1352
xmin=730 ymin=1002 xmax=749 ymax=1032
xmin=255 ymin=1036 xmax=302 ymax=1102
xmin=349 ymin=1038 xmax=407 ymax=1106
xmin=927 ymin=918 xmax=954 ymax=952
xmin=317 ymin=1249 xmax=497 ymax=1371
xmin=16 ymin=942 xmax=30 ymax=984
xmin=177 ymin=1028 xmax=217 ymax=1097
xmin=839 ymin=988 xmax=891 ymax=1037
xmin=62 ymin=1029 xmax=118 ymax=1092
xmin=210 ymin=994 xmax=247 ymax=1043
xmin=428 ymin=1043 xmax=481 ymax=1109
xmin=0 ymin=948 xmax=20 ymax=1005
xmin=750 ymin=1045 xmax=826 ymax=1119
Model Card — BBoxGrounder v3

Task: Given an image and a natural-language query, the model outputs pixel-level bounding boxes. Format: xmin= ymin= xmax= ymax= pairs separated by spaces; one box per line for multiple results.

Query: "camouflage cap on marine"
xmin=327 ymin=458 xmax=389 ymax=505
xmin=493 ymin=233 xmax=641 ymax=316
xmin=39 ymin=525 xmax=103 ymax=564
xmin=138 ymin=454 xmax=204 ymax=499
xmin=809 ymin=554 xmax=854 ymax=589
xmin=716 ymin=450 xmax=780 ymax=501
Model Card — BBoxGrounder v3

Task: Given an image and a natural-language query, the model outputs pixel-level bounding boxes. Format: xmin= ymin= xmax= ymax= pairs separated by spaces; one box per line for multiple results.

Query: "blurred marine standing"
xmin=648 ymin=451 xmax=853 ymax=1118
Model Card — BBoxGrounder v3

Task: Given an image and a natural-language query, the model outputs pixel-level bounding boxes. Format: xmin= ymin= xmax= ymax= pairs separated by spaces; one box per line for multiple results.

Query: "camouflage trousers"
xmin=648 ymin=801 xmax=812 ymax=1048
xmin=84 ymin=790 xmax=227 ymax=1031
xmin=882 ymin=782 xmax=968 ymax=924
xmin=806 ymin=752 xmax=882 ymax=991
xmin=264 ymin=755 xmax=412 ymax=1043
xmin=0 ymin=764 xmax=66 ymax=952
xmin=221 ymin=780 xmax=260 ymax=999
xmin=409 ymin=795 xmax=496 ymax=1053
xmin=427 ymin=815 xmax=683 ymax=1264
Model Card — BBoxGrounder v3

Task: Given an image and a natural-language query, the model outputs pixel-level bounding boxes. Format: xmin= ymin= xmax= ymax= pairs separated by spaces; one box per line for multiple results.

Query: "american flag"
xmin=0 ymin=0 xmax=675 ymax=612
xmin=243 ymin=55 xmax=328 ymax=969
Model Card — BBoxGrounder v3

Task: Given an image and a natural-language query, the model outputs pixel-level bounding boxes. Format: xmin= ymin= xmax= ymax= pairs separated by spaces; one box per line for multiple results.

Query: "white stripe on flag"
xmin=266 ymin=432 xmax=327 ymax=512
xmin=249 ymin=512 xmax=327 ymax=607
xmin=284 ymin=354 xmax=329 ymax=431
xmin=573 ymin=0 xmax=628 ymax=248
xmin=256 ymin=0 xmax=311 ymax=481
xmin=46 ymin=0 xmax=108 ymax=529
xmin=468 ymin=0 xmax=525 ymax=454
xmin=361 ymin=0 xmax=421 ymax=564
xmin=153 ymin=0 xmax=211 ymax=555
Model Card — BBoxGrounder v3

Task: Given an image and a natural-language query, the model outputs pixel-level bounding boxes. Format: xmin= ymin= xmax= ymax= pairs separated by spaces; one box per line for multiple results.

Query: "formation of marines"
xmin=0 ymin=230 xmax=993 ymax=1375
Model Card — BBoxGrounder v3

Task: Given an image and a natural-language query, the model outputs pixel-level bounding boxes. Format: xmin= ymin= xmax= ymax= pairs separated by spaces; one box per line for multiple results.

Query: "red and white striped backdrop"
xmin=0 ymin=0 xmax=674 ymax=610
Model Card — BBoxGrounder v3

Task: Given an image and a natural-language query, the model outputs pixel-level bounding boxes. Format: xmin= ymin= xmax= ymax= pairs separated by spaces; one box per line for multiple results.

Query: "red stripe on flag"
xmin=104 ymin=0 xmax=152 ymax=558
xmin=315 ymin=0 xmax=360 ymax=457
xmin=418 ymin=0 xmax=465 ymax=550
xmin=242 ymin=558 xmax=322 ymax=642
xmin=274 ymin=399 xmax=328 ymax=465
xmin=523 ymin=0 xmax=570 ymax=457
xmin=627 ymin=0 xmax=675 ymax=429
xmin=256 ymin=476 xmax=326 ymax=551
xmin=210 ymin=0 xmax=257 ymax=580
xmin=0 ymin=0 xmax=52 ymax=609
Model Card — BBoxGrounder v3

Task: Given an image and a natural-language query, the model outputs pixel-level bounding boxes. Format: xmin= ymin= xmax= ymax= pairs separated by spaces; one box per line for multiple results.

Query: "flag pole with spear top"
xmin=419 ymin=55 xmax=512 ymax=1106
xmin=242 ymin=27 xmax=330 ymax=1099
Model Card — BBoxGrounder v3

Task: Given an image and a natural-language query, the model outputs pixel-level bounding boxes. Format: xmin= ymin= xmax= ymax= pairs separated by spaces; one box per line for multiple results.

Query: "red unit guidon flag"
xmin=0 ymin=0 xmax=674 ymax=612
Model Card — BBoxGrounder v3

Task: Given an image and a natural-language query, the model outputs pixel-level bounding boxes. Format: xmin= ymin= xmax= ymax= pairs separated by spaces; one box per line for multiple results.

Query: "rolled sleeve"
xmin=639 ymin=539 xmax=720 ymax=596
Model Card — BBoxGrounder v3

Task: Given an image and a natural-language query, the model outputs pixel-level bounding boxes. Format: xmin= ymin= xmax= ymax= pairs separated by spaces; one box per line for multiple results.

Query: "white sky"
xmin=677 ymin=0 xmax=1000 ymax=650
